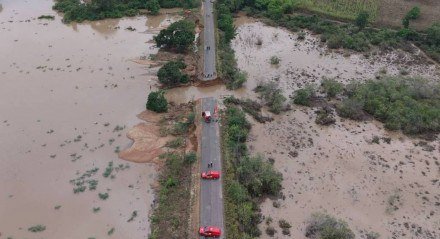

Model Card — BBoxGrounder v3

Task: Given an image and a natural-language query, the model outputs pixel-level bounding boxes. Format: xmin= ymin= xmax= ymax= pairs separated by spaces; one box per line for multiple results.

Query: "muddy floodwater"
xmin=232 ymin=17 xmax=440 ymax=239
xmin=0 ymin=1 xmax=180 ymax=238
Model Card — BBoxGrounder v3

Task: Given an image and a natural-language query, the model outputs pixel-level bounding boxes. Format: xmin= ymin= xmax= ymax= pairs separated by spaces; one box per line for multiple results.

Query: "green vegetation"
xmin=158 ymin=0 xmax=199 ymax=9
xmin=53 ymin=0 xmax=199 ymax=23
xmin=98 ymin=192 xmax=109 ymax=200
xmin=224 ymin=96 xmax=273 ymax=123
xmin=183 ymin=151 xmax=197 ymax=164
xmin=154 ymin=20 xmax=195 ymax=52
xmin=279 ymin=219 xmax=292 ymax=236
xmin=157 ymin=60 xmax=189 ymax=86
xmin=38 ymin=15 xmax=55 ymax=20
xmin=293 ymin=85 xmax=316 ymax=106
xmin=28 ymin=225 xmax=46 ymax=232
xmin=295 ymin=76 xmax=440 ymax=135
xmin=315 ymin=107 xmax=336 ymax=126
xmin=270 ymin=56 xmax=281 ymax=65
xmin=146 ymin=90 xmax=168 ymax=113
xmin=108 ymin=227 xmax=115 ymax=235
xmin=402 ymin=6 xmax=420 ymax=28
xmin=355 ymin=11 xmax=369 ymax=30
xmin=222 ymin=106 xmax=282 ymax=238
xmin=93 ymin=207 xmax=101 ymax=213
xmin=343 ymin=77 xmax=440 ymax=134
xmin=70 ymin=167 xmax=99 ymax=194
xmin=305 ymin=213 xmax=355 ymax=239
xmin=127 ymin=211 xmax=138 ymax=222
xmin=165 ymin=137 xmax=184 ymax=148
xmin=321 ymin=78 xmax=343 ymax=98
xmin=102 ymin=161 xmax=114 ymax=178
xmin=148 ymin=153 xmax=192 ymax=239
xmin=216 ymin=0 xmax=247 ymax=89
xmin=254 ymin=82 xmax=287 ymax=114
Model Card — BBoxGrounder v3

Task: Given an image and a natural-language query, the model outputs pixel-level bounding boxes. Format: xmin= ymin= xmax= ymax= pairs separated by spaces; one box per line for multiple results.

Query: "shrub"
xmin=146 ymin=90 xmax=168 ymax=113
xmin=184 ymin=152 xmax=197 ymax=164
xmin=154 ymin=20 xmax=195 ymax=52
xmin=305 ymin=213 xmax=355 ymax=239
xmin=355 ymin=11 xmax=369 ymax=30
xmin=352 ymin=77 xmax=440 ymax=134
xmin=297 ymin=31 xmax=306 ymax=40
xmin=146 ymin=0 xmax=160 ymax=15
xmin=270 ymin=56 xmax=281 ymax=65
xmin=236 ymin=155 xmax=283 ymax=197
xmin=336 ymin=98 xmax=364 ymax=120
xmin=38 ymin=15 xmax=55 ymax=20
xmin=28 ymin=225 xmax=46 ymax=232
xmin=157 ymin=60 xmax=188 ymax=86
xmin=266 ymin=226 xmax=276 ymax=236
xmin=315 ymin=107 xmax=336 ymax=125
xmin=321 ymin=78 xmax=343 ymax=98
xmin=254 ymin=82 xmax=287 ymax=114
xmin=165 ymin=137 xmax=184 ymax=148
xmin=293 ymin=85 xmax=315 ymax=106
xmin=98 ymin=192 xmax=109 ymax=200
xmin=402 ymin=6 xmax=420 ymax=28
xmin=279 ymin=219 xmax=291 ymax=229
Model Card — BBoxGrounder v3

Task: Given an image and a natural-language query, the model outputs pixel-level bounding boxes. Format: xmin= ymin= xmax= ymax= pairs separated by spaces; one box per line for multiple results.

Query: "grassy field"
xmin=296 ymin=0 xmax=380 ymax=21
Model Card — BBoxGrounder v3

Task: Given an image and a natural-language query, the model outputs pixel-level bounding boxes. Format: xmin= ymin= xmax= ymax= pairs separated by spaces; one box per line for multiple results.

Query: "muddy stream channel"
xmin=1 ymin=1 xmax=439 ymax=238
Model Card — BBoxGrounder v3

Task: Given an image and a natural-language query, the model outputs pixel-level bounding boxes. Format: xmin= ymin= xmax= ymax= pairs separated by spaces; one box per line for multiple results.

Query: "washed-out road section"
xmin=200 ymin=97 xmax=224 ymax=238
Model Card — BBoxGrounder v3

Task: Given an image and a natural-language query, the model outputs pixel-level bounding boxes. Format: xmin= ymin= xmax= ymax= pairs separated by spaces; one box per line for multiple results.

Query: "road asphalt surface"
xmin=203 ymin=0 xmax=217 ymax=80
xmin=200 ymin=97 xmax=224 ymax=238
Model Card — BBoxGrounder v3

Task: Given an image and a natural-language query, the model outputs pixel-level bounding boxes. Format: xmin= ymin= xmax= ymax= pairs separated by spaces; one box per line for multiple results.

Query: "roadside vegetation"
xmin=154 ymin=20 xmax=195 ymax=53
xmin=222 ymin=105 xmax=283 ymax=238
xmin=157 ymin=60 xmax=189 ymax=87
xmin=216 ymin=0 xmax=247 ymax=89
xmin=53 ymin=0 xmax=199 ymax=23
xmin=146 ymin=90 xmax=168 ymax=113
xmin=294 ymin=76 xmax=440 ymax=136
xmin=148 ymin=105 xmax=196 ymax=239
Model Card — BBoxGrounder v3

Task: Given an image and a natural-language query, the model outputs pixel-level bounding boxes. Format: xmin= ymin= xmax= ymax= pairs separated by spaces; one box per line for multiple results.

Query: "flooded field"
xmin=0 ymin=0 xmax=180 ymax=238
xmin=232 ymin=18 xmax=440 ymax=239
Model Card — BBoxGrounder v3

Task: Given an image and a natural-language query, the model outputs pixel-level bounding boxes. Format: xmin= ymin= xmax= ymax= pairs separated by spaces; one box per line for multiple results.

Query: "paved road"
xmin=203 ymin=0 xmax=217 ymax=80
xmin=200 ymin=97 xmax=224 ymax=238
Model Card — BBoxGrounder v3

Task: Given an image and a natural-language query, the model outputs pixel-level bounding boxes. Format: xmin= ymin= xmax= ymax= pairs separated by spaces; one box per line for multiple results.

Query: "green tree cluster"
xmin=157 ymin=60 xmax=189 ymax=86
xmin=154 ymin=20 xmax=195 ymax=52
xmin=146 ymin=90 xmax=168 ymax=113
xmin=402 ymin=6 xmax=420 ymax=28
xmin=223 ymin=106 xmax=282 ymax=238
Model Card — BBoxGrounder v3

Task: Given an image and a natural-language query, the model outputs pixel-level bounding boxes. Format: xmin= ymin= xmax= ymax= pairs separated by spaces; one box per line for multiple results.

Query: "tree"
xmin=157 ymin=60 xmax=187 ymax=86
xmin=146 ymin=0 xmax=160 ymax=15
xmin=355 ymin=11 xmax=369 ymax=30
xmin=154 ymin=20 xmax=195 ymax=52
xmin=426 ymin=23 xmax=440 ymax=46
xmin=402 ymin=6 xmax=420 ymax=28
xmin=146 ymin=90 xmax=168 ymax=113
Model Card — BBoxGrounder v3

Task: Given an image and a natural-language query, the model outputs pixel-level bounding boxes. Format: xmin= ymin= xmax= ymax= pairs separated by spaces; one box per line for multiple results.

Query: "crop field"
xmin=296 ymin=0 xmax=380 ymax=21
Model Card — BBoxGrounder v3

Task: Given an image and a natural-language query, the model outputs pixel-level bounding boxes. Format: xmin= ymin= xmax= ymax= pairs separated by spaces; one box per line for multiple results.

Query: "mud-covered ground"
xmin=232 ymin=18 xmax=440 ymax=239
xmin=0 ymin=1 xmax=181 ymax=238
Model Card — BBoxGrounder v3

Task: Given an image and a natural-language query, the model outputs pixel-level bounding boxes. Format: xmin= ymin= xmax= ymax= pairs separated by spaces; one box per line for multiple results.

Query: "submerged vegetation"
xmin=53 ymin=0 xmax=199 ymax=23
xmin=222 ymin=106 xmax=282 ymax=238
xmin=157 ymin=60 xmax=189 ymax=86
xmin=154 ymin=20 xmax=195 ymax=53
xmin=294 ymin=76 xmax=440 ymax=135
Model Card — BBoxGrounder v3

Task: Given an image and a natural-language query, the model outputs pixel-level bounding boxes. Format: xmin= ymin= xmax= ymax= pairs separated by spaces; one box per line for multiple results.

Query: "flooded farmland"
xmin=0 ymin=0 xmax=181 ymax=238
xmin=231 ymin=17 xmax=440 ymax=239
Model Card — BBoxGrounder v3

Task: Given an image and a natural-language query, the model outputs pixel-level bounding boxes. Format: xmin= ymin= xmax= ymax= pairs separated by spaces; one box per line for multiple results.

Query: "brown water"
xmin=0 ymin=1 xmax=181 ymax=238
xmin=231 ymin=17 xmax=440 ymax=239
